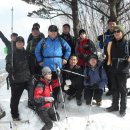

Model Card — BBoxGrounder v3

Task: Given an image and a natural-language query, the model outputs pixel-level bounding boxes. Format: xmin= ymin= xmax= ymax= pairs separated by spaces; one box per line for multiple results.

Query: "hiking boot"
xmin=0 ymin=111 xmax=6 ymax=119
xmin=106 ymin=91 xmax=112 ymax=96
xmin=119 ymin=110 xmax=126 ymax=117
xmin=106 ymin=106 xmax=119 ymax=112
xmin=76 ymin=99 xmax=82 ymax=106
xmin=13 ymin=117 xmax=21 ymax=121
xmin=96 ymin=100 xmax=102 ymax=106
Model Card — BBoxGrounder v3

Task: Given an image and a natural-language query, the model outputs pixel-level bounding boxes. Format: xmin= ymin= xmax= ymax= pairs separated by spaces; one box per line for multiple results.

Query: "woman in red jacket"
xmin=76 ymin=29 xmax=96 ymax=68
xmin=34 ymin=67 xmax=59 ymax=130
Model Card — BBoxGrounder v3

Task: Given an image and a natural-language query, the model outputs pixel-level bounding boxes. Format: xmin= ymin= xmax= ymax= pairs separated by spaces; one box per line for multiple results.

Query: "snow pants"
xmin=84 ymin=88 xmax=103 ymax=102
xmin=10 ymin=81 xmax=32 ymax=118
xmin=36 ymin=107 xmax=59 ymax=130
xmin=111 ymin=73 xmax=127 ymax=111
xmin=104 ymin=64 xmax=112 ymax=92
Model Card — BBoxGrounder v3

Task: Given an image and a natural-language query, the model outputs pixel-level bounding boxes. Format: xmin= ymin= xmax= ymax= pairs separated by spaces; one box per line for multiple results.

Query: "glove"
xmin=78 ymin=54 xmax=84 ymax=58
xmin=84 ymin=54 xmax=89 ymax=61
xmin=65 ymin=79 xmax=72 ymax=86
xmin=44 ymin=97 xmax=54 ymax=102
xmin=83 ymin=44 xmax=90 ymax=50
xmin=64 ymin=85 xmax=70 ymax=91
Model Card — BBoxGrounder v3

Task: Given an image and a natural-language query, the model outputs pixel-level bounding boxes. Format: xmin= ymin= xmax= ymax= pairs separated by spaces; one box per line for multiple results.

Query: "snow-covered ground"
xmin=0 ymin=77 xmax=130 ymax=130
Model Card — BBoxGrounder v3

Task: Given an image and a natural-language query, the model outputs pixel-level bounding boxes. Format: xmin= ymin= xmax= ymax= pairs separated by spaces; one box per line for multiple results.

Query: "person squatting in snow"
xmin=62 ymin=54 xmax=84 ymax=106
xmin=84 ymin=54 xmax=107 ymax=106
xmin=34 ymin=67 xmax=60 ymax=130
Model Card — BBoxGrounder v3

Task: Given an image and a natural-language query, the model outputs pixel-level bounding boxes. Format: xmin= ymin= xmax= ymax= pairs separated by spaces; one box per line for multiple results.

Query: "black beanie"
xmin=16 ymin=36 xmax=25 ymax=44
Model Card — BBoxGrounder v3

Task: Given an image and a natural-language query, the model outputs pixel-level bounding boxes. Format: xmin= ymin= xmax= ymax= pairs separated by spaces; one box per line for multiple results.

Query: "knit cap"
xmin=42 ymin=67 xmax=52 ymax=76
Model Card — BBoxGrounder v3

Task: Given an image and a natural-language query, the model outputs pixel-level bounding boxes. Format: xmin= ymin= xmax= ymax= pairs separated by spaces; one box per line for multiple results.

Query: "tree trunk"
xmin=71 ymin=0 xmax=80 ymax=38
xmin=109 ymin=0 xmax=118 ymax=21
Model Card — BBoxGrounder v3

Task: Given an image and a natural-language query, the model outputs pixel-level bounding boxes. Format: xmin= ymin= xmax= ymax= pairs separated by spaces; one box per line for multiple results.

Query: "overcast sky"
xmin=0 ymin=0 xmax=53 ymax=58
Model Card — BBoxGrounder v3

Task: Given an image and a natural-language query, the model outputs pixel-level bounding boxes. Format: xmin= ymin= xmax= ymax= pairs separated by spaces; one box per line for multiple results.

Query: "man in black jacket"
xmin=26 ymin=25 xmax=45 ymax=75
xmin=6 ymin=36 xmax=32 ymax=121
xmin=61 ymin=24 xmax=76 ymax=55
xmin=106 ymin=25 xmax=130 ymax=117
xmin=62 ymin=54 xmax=84 ymax=106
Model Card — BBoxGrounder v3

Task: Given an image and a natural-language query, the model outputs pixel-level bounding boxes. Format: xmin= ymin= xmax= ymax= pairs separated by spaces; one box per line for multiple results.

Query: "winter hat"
xmin=113 ymin=25 xmax=125 ymax=35
xmin=42 ymin=67 xmax=52 ymax=76
xmin=79 ymin=29 xmax=86 ymax=36
xmin=16 ymin=36 xmax=25 ymax=44
xmin=87 ymin=54 xmax=98 ymax=61
xmin=48 ymin=25 xmax=58 ymax=32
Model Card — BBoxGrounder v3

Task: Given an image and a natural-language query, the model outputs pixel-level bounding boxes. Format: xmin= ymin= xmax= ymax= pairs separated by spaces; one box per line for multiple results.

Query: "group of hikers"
xmin=0 ymin=19 xmax=130 ymax=130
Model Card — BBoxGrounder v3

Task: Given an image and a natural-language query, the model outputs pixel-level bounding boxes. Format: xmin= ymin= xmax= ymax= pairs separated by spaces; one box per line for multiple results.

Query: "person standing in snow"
xmin=60 ymin=24 xmax=76 ymax=55
xmin=62 ymin=54 xmax=84 ymax=106
xmin=97 ymin=19 xmax=117 ymax=96
xmin=6 ymin=36 xmax=32 ymax=121
xmin=26 ymin=24 xmax=45 ymax=75
xmin=84 ymin=54 xmax=107 ymax=106
xmin=76 ymin=29 xmax=96 ymax=69
xmin=35 ymin=25 xmax=71 ymax=102
xmin=106 ymin=25 xmax=130 ymax=117
xmin=34 ymin=66 xmax=60 ymax=130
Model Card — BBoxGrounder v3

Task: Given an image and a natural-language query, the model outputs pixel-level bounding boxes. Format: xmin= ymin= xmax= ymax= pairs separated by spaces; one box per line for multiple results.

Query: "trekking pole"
xmin=53 ymin=103 xmax=61 ymax=130
xmin=11 ymin=7 xmax=15 ymax=81
xmin=62 ymin=69 xmax=85 ymax=77
xmin=86 ymin=90 xmax=94 ymax=127
xmin=55 ymin=64 xmax=69 ymax=129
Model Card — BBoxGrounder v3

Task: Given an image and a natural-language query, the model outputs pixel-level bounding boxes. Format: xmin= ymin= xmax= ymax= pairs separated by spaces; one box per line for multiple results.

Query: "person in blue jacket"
xmin=35 ymin=25 xmax=71 ymax=101
xmin=84 ymin=54 xmax=107 ymax=106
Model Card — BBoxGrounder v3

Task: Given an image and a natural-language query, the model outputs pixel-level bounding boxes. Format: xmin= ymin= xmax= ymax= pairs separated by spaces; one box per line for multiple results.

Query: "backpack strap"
xmin=125 ymin=40 xmax=129 ymax=57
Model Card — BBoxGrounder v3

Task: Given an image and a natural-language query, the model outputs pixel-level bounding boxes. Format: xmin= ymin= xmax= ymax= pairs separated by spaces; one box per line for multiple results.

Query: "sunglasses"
xmin=114 ymin=30 xmax=121 ymax=33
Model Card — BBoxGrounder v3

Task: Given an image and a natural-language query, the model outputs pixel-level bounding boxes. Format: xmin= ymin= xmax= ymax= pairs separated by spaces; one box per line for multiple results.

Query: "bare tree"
xmin=22 ymin=0 xmax=80 ymax=38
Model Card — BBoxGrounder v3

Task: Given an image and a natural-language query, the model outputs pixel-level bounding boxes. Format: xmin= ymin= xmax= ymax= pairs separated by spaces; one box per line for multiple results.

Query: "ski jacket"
xmin=0 ymin=31 xmax=16 ymax=55
xmin=35 ymin=36 xmax=71 ymax=71
xmin=34 ymin=78 xmax=54 ymax=109
xmin=84 ymin=61 xmax=107 ymax=90
xmin=107 ymin=38 xmax=130 ymax=74
xmin=60 ymin=33 xmax=76 ymax=54
xmin=76 ymin=37 xmax=96 ymax=67
xmin=6 ymin=48 xmax=31 ymax=84
xmin=62 ymin=65 xmax=83 ymax=88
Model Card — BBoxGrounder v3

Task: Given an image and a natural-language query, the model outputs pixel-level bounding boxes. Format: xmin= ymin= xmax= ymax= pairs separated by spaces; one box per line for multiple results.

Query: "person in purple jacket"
xmin=84 ymin=54 xmax=107 ymax=106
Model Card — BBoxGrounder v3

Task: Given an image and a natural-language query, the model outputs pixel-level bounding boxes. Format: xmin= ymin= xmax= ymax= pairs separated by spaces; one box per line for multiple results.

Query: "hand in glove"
xmin=64 ymin=85 xmax=70 ymax=91
xmin=78 ymin=54 xmax=84 ymax=58
xmin=65 ymin=79 xmax=72 ymax=86
xmin=44 ymin=97 xmax=54 ymax=102
xmin=83 ymin=44 xmax=90 ymax=50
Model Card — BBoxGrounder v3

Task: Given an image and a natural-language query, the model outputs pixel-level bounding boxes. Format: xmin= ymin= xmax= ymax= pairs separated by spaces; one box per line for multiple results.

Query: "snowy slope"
xmin=0 ymin=78 xmax=130 ymax=130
